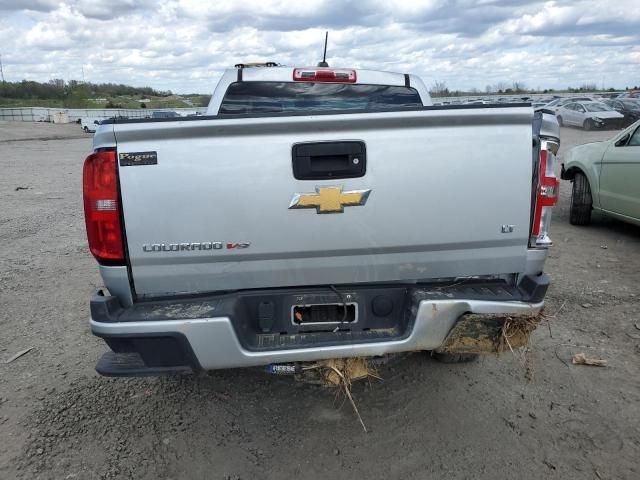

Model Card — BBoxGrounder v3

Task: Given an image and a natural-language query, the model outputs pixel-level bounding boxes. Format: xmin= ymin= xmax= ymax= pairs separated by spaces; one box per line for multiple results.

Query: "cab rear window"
xmin=218 ymin=82 xmax=422 ymax=115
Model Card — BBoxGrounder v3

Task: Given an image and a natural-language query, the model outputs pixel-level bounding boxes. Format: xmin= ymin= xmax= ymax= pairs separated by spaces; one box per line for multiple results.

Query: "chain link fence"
xmin=0 ymin=107 xmax=207 ymax=123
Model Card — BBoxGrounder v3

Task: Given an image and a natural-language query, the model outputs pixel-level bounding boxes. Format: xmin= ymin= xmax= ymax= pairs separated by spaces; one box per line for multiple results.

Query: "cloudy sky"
xmin=1 ymin=0 xmax=639 ymax=93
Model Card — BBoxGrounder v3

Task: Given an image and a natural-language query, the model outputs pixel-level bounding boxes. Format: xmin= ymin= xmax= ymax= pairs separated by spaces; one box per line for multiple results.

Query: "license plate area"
xmin=232 ymin=286 xmax=408 ymax=347
xmin=292 ymin=303 xmax=358 ymax=325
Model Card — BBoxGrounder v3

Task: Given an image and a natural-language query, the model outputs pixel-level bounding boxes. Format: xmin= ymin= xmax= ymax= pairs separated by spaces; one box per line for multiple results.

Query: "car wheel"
xmin=583 ymin=119 xmax=593 ymax=131
xmin=432 ymin=352 xmax=478 ymax=363
xmin=556 ymin=115 xmax=563 ymax=126
xmin=569 ymin=172 xmax=592 ymax=225
xmin=83 ymin=126 xmax=89 ymax=132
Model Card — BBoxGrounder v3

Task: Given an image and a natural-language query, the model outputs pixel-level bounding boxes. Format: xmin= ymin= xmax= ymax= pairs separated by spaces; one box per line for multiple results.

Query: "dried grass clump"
xmin=303 ymin=357 xmax=381 ymax=432
xmin=498 ymin=314 xmax=542 ymax=354
xmin=437 ymin=312 xmax=543 ymax=355
xmin=499 ymin=314 xmax=543 ymax=381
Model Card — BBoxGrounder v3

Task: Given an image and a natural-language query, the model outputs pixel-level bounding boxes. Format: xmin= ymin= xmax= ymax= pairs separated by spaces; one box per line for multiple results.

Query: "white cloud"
xmin=0 ymin=0 xmax=58 ymax=12
xmin=0 ymin=0 xmax=638 ymax=93
xmin=74 ymin=0 xmax=156 ymax=20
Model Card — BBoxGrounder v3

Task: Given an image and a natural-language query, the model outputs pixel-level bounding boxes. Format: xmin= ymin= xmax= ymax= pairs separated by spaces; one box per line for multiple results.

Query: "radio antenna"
xmin=317 ymin=31 xmax=329 ymax=67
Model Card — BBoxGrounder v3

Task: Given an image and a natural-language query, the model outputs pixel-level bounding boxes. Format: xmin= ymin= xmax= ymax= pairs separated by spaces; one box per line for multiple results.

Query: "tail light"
xmin=531 ymin=148 xmax=559 ymax=247
xmin=293 ymin=68 xmax=356 ymax=83
xmin=83 ymin=150 xmax=125 ymax=264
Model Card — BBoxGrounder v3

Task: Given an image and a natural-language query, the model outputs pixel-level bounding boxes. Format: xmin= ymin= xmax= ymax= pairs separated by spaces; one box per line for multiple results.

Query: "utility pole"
xmin=81 ymin=65 xmax=85 ymax=83
xmin=0 ymin=53 xmax=5 ymax=83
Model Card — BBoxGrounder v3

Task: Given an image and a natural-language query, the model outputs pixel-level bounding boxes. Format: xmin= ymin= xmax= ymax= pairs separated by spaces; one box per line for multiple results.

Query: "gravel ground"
xmin=1 ymin=120 xmax=639 ymax=480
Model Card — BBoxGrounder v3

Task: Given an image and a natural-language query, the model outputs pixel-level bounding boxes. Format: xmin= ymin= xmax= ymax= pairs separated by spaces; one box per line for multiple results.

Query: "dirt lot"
xmin=1 ymin=120 xmax=639 ymax=480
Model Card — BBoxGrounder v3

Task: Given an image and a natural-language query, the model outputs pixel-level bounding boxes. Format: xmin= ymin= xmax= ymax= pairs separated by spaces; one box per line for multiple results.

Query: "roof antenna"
xmin=317 ymin=31 xmax=329 ymax=67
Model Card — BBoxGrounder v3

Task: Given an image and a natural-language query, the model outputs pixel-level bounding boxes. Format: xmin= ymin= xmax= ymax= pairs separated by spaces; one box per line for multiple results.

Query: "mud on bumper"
xmin=90 ymin=275 xmax=548 ymax=376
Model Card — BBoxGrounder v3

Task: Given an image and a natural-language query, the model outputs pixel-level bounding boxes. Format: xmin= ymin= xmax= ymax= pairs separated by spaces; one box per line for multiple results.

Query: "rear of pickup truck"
xmin=85 ymin=66 xmax=560 ymax=376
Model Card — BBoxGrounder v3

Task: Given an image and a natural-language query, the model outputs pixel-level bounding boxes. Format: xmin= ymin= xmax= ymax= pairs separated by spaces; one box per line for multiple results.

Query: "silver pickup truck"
xmin=84 ymin=64 xmax=560 ymax=376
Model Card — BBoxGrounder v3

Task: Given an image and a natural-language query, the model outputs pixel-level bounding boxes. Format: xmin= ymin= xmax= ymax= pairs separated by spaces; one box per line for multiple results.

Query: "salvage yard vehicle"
xmin=556 ymin=101 xmax=624 ymax=130
xmin=538 ymin=96 xmax=595 ymax=114
xmin=604 ymin=99 xmax=640 ymax=128
xmin=562 ymin=120 xmax=640 ymax=227
xmin=80 ymin=117 xmax=102 ymax=133
xmin=83 ymin=64 xmax=560 ymax=376
xmin=151 ymin=110 xmax=180 ymax=119
xmin=616 ymin=90 xmax=640 ymax=99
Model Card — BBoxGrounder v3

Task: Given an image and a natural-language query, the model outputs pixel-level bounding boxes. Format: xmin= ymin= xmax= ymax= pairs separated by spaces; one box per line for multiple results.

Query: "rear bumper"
xmin=92 ymin=298 xmax=543 ymax=373
xmin=90 ymin=276 xmax=548 ymax=375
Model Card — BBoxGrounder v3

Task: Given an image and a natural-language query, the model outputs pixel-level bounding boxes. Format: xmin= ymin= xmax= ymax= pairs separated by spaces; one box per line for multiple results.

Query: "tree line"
xmin=0 ymin=79 xmax=171 ymax=104
xmin=429 ymin=80 xmax=637 ymax=97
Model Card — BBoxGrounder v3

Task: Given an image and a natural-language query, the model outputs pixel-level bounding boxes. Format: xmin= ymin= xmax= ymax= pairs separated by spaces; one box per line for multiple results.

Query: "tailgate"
xmin=114 ymin=107 xmax=534 ymax=297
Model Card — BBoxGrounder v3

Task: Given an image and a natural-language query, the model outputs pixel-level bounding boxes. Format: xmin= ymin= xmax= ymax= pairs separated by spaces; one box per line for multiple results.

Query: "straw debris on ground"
xmin=303 ymin=357 xmax=382 ymax=432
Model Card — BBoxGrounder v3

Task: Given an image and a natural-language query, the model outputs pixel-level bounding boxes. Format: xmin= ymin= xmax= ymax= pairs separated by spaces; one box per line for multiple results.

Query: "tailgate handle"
xmin=292 ymin=141 xmax=366 ymax=180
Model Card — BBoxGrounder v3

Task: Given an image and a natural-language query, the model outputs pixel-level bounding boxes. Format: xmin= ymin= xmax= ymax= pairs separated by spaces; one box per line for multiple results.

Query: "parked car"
xmin=616 ymin=91 xmax=640 ymax=99
xmin=151 ymin=111 xmax=180 ymax=119
xmin=556 ymin=101 xmax=623 ymax=130
xmin=597 ymin=92 xmax=622 ymax=99
xmin=84 ymin=64 xmax=560 ymax=376
xmin=80 ymin=118 xmax=102 ymax=133
xmin=604 ymin=99 xmax=640 ymax=127
xmin=562 ymin=120 xmax=640 ymax=226
xmin=537 ymin=97 xmax=596 ymax=113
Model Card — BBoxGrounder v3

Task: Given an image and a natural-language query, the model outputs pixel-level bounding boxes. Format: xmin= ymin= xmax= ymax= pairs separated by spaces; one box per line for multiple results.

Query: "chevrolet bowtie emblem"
xmin=289 ymin=186 xmax=372 ymax=214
